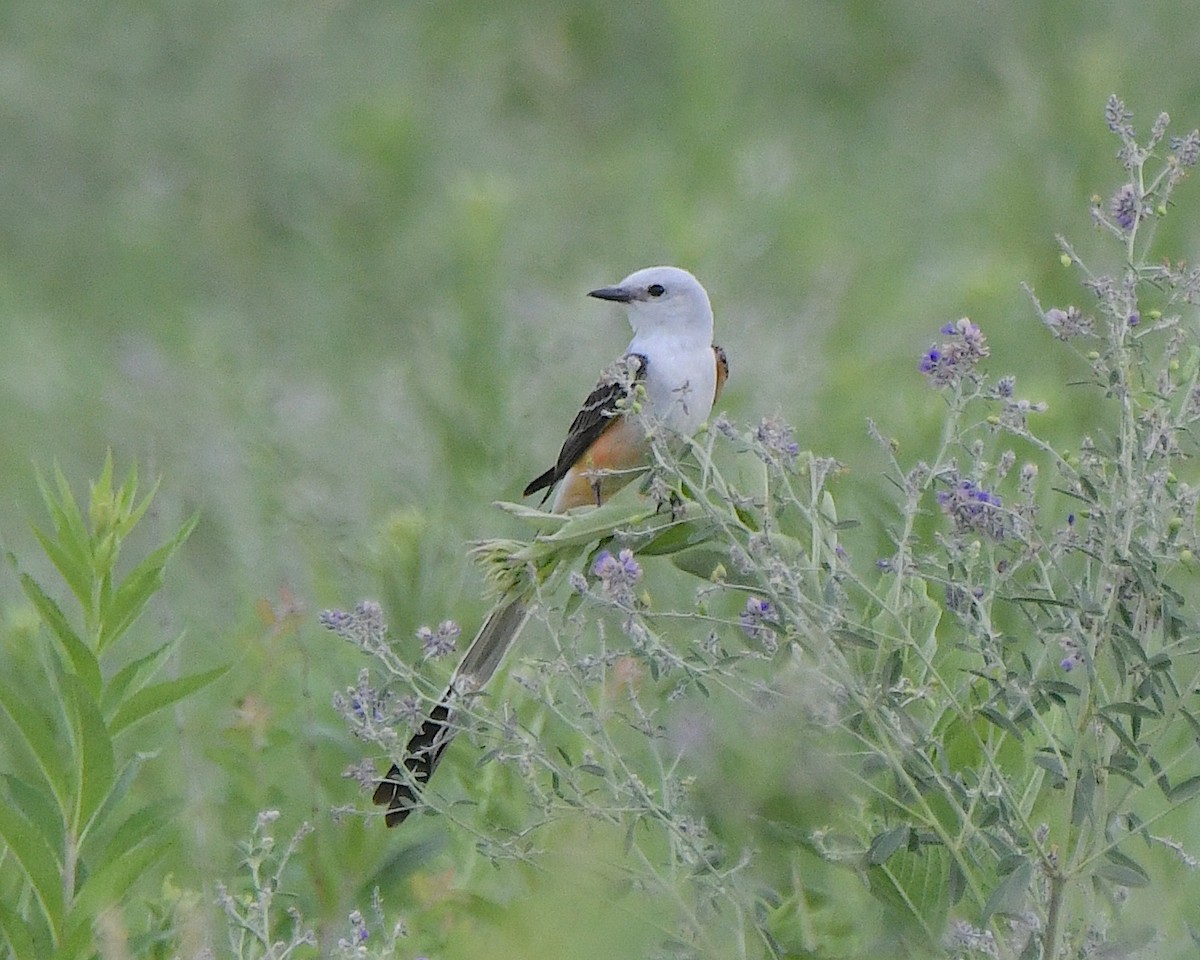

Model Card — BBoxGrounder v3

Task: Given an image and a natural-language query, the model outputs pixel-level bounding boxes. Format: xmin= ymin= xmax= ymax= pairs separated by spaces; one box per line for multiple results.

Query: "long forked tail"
xmin=373 ymin=597 xmax=533 ymax=827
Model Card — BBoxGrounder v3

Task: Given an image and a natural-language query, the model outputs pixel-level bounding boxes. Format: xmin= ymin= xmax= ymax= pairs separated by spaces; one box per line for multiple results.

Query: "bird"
xmin=373 ymin=266 xmax=729 ymax=826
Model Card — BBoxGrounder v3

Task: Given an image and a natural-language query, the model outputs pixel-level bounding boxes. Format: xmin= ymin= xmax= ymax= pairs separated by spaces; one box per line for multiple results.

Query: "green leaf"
xmin=63 ymin=674 xmax=115 ymax=835
xmin=100 ymin=639 xmax=178 ymax=720
xmin=1031 ymin=753 xmax=1066 ymax=785
xmin=1096 ymin=862 xmax=1151 ymax=888
xmin=1104 ymin=849 xmax=1150 ymax=885
xmin=79 ymin=754 xmax=157 ymax=866
xmin=637 ymin=520 xmax=719 ymax=556
xmin=98 ymin=802 xmax=172 ymax=865
xmin=981 ymin=857 xmax=1032 ymax=922
xmin=0 ymin=898 xmax=41 ymax=960
xmin=33 ymin=465 xmax=94 ymax=606
xmin=669 ymin=546 xmax=736 ymax=582
xmin=0 ymin=673 xmax=68 ymax=810
xmin=867 ymin=824 xmax=910 ymax=865
xmin=979 ymin=706 xmax=1024 ymax=741
xmin=97 ymin=513 xmax=198 ymax=652
xmin=0 ymin=803 xmax=64 ymax=935
xmin=66 ymin=835 xmax=163 ymax=926
xmin=1168 ymin=774 xmax=1200 ymax=803
xmin=109 ymin=665 xmax=229 ymax=736
xmin=867 ymin=844 xmax=949 ymax=934
xmin=833 ymin=628 xmax=877 ymax=649
xmin=1096 ymin=711 xmax=1140 ymax=754
xmin=1071 ymin=764 xmax=1095 ymax=826
xmin=1100 ymin=701 xmax=1160 ymax=720
xmin=18 ymin=574 xmax=102 ymax=696
xmin=2 ymin=775 xmax=63 ymax=857
xmin=29 ymin=525 xmax=92 ymax=618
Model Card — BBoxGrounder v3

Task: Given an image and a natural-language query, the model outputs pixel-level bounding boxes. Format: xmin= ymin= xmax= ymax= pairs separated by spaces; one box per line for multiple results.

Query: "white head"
xmin=588 ymin=266 xmax=713 ymax=343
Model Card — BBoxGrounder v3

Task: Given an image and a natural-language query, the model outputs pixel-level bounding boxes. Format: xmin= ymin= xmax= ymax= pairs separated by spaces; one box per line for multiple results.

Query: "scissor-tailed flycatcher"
xmin=373 ymin=266 xmax=728 ymax=826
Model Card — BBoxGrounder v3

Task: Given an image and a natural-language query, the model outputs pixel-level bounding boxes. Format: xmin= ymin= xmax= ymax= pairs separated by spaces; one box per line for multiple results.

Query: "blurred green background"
xmin=3 ymin=0 xmax=1199 ymax=953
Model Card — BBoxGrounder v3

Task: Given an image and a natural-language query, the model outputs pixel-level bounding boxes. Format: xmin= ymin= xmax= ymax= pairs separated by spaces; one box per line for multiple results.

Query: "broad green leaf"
xmin=109 ymin=666 xmax=229 ymax=736
xmin=979 ymin=706 xmax=1023 ymax=741
xmin=18 ymin=574 xmax=101 ymax=696
xmin=867 ymin=824 xmax=910 ymax=865
xmin=491 ymin=500 xmax=570 ymax=527
xmin=0 ymin=803 xmax=64 ymax=935
xmin=1031 ymin=753 xmax=1066 ymax=784
xmin=1096 ymin=862 xmax=1151 ymax=888
xmin=1104 ymin=849 xmax=1150 ymax=884
xmin=670 ymin=546 xmax=736 ymax=583
xmin=0 ymin=672 xmax=68 ymax=809
xmin=867 ymin=844 xmax=949 ymax=935
xmin=981 ymin=857 xmax=1032 ymax=922
xmin=1168 ymin=774 xmax=1200 ymax=803
xmin=638 ymin=519 xmax=720 ymax=556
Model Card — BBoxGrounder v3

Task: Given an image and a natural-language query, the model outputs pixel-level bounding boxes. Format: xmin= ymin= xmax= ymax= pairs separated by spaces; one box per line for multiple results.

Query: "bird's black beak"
xmin=588 ymin=285 xmax=634 ymax=303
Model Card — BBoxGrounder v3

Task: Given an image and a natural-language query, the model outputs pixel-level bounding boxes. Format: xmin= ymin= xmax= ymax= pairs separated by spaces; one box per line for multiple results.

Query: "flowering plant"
xmin=327 ymin=99 xmax=1200 ymax=958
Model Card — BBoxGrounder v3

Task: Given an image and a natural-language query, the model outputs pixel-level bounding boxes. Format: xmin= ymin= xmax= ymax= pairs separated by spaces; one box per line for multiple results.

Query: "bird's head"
xmin=588 ymin=266 xmax=713 ymax=341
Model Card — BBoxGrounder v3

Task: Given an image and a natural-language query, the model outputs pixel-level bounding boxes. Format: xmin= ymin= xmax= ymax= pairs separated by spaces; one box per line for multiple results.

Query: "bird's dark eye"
xmin=648 ymin=283 xmax=665 ymax=297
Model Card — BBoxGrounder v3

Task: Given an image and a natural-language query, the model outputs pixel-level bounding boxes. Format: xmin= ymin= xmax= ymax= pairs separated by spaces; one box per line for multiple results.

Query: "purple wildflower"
xmin=593 ymin=548 xmax=643 ymax=605
xmin=937 ymin=477 xmax=1008 ymax=540
xmin=754 ymin=415 xmax=800 ymax=468
xmin=920 ymin=318 xmax=989 ymax=388
xmin=417 ymin=619 xmax=461 ymax=659
xmin=334 ymin=668 xmax=388 ymax=731
xmin=1170 ymin=129 xmax=1200 ymax=167
xmin=1104 ymin=95 xmax=1133 ymax=136
xmin=1041 ymin=305 xmax=1093 ymax=340
xmin=320 ymin=600 xmax=388 ymax=652
xmin=1110 ymin=183 xmax=1140 ymax=231
xmin=739 ymin=596 xmax=778 ymax=653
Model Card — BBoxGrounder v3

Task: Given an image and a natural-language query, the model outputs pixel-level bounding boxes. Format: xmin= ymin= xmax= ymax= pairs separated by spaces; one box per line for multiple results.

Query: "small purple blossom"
xmin=1059 ymin=634 xmax=1083 ymax=672
xmin=754 ymin=415 xmax=800 ymax=468
xmin=1041 ymin=305 xmax=1093 ymax=340
xmin=320 ymin=600 xmax=388 ymax=652
xmin=593 ymin=548 xmax=643 ymax=605
xmin=919 ymin=318 xmax=989 ymax=388
xmin=417 ymin=619 xmax=461 ymax=659
xmin=334 ymin=668 xmax=389 ymax=733
xmin=937 ymin=477 xmax=1008 ymax=540
xmin=336 ymin=910 xmax=369 ymax=951
xmin=1170 ymin=129 xmax=1200 ymax=167
xmin=1104 ymin=95 xmax=1133 ymax=136
xmin=739 ymin=596 xmax=779 ymax=653
xmin=1128 ymin=310 xmax=1140 ymax=327
xmin=1110 ymin=183 xmax=1140 ymax=231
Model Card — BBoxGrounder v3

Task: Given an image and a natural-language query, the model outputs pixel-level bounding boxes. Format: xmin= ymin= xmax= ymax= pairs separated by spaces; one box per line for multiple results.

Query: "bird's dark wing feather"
xmin=523 ymin=353 xmax=648 ymax=501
